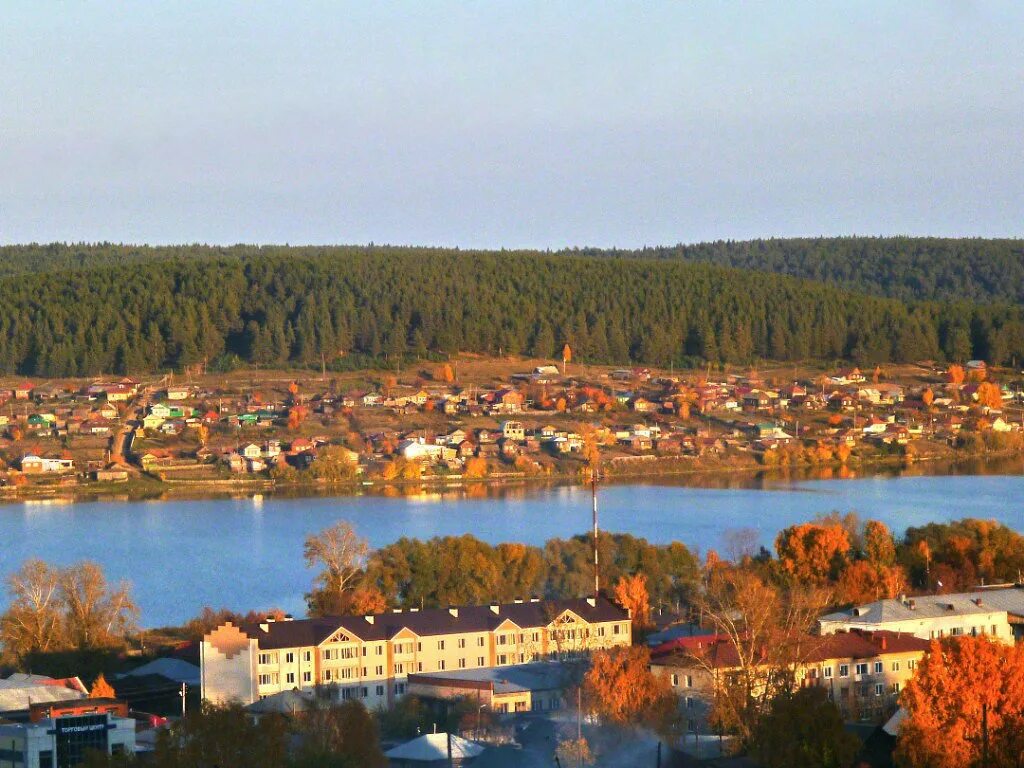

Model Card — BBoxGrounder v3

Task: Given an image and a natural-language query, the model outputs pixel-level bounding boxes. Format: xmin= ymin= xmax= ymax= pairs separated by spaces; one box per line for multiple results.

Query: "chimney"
xmin=530 ymin=596 xmax=540 ymax=603
xmin=513 ymin=598 xmax=523 ymax=604
xmin=489 ymin=604 xmax=500 ymax=615
xmin=973 ymin=598 xmax=983 ymax=606
xmin=265 ymin=616 xmax=276 ymax=623
xmin=880 ymin=635 xmax=888 ymax=651
xmin=282 ymin=614 xmax=294 ymax=622
xmin=365 ymin=615 xmax=375 ymax=624
xmin=448 ymin=607 xmax=459 ymax=618
xmin=908 ymin=599 xmax=916 ymax=610
xmin=392 ymin=608 xmax=403 ymax=613
xmin=586 ymin=597 xmax=596 ymax=608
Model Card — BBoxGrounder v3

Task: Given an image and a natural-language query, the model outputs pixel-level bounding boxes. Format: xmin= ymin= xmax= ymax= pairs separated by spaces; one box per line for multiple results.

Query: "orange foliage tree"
xmin=896 ymin=636 xmax=1024 ymax=768
xmin=947 ymin=364 xmax=965 ymax=386
xmin=90 ymin=673 xmax=115 ymax=698
xmin=775 ymin=522 xmax=851 ymax=585
xmin=583 ymin=646 xmax=679 ymax=735
xmin=463 ymin=457 xmax=488 ymax=479
xmin=976 ymin=381 xmax=1002 ymax=410
xmin=921 ymin=387 xmax=935 ymax=409
xmin=612 ymin=573 xmax=651 ymax=629
xmin=436 ymin=364 xmax=455 ymax=384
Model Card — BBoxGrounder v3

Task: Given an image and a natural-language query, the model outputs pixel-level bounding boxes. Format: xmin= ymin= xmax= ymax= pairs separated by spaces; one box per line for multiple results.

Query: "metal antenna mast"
xmin=592 ymin=466 xmax=600 ymax=597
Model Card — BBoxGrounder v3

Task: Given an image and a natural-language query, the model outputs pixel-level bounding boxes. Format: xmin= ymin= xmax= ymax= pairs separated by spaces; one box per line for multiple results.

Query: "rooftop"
xmin=819 ymin=586 xmax=1024 ymax=627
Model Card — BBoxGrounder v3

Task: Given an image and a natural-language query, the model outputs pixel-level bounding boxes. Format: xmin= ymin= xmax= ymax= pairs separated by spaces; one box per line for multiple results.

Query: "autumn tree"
xmin=151 ymin=701 xmax=288 ymax=768
xmin=0 ymin=559 xmax=65 ymax=662
xmin=921 ymin=387 xmax=934 ymax=409
xmin=309 ymin=446 xmax=359 ymax=483
xmin=293 ymin=699 xmax=387 ymax=768
xmin=863 ymin=520 xmax=897 ymax=567
xmin=947 ymin=364 xmax=966 ymax=385
xmin=976 ymin=381 xmax=1003 ymax=410
xmin=60 ymin=562 xmax=138 ymax=650
xmin=304 ymin=521 xmax=370 ymax=616
xmin=691 ymin=568 xmax=831 ymax=748
xmin=583 ymin=646 xmax=680 ymax=737
xmin=463 ymin=457 xmax=488 ymax=479
xmin=90 ymin=673 xmax=116 ymax=698
xmin=612 ymin=573 xmax=651 ymax=629
xmin=435 ymin=363 xmax=455 ymax=384
xmin=775 ymin=521 xmax=851 ymax=585
xmin=750 ymin=687 xmax=859 ymax=768
xmin=896 ymin=635 xmax=1024 ymax=768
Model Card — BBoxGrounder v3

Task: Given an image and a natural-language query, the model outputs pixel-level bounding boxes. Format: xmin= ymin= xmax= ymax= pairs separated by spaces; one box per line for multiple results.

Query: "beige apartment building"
xmin=651 ymin=629 xmax=930 ymax=731
xmin=201 ymin=596 xmax=631 ymax=710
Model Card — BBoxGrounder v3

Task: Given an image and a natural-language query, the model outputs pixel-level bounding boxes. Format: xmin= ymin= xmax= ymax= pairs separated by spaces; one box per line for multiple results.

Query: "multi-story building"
xmin=201 ymin=596 xmax=631 ymax=710
xmin=0 ymin=698 xmax=136 ymax=768
xmin=818 ymin=587 xmax=1024 ymax=643
xmin=651 ymin=629 xmax=930 ymax=731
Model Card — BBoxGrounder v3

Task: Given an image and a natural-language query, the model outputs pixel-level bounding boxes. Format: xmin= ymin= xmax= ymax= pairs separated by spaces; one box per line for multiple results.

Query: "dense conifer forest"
xmin=0 ymin=241 xmax=1021 ymax=377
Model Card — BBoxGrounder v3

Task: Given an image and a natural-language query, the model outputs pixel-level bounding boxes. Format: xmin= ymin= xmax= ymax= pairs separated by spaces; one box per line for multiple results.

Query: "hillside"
xmin=0 ymin=245 xmax=1021 ymax=377
xmin=579 ymin=237 xmax=1024 ymax=304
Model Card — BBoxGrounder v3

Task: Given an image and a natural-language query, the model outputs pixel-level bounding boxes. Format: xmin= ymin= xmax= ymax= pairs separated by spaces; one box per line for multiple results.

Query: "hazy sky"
xmin=2 ymin=2 xmax=1022 ymax=248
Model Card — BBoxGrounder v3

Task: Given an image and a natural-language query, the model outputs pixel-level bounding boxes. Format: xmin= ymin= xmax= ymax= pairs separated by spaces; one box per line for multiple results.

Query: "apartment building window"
xmin=891 ymin=661 xmax=900 ymax=672
xmin=302 ymin=672 xmax=311 ymax=683
xmin=340 ymin=647 xmax=356 ymax=659
xmin=438 ymin=660 xmax=446 ymax=671
xmin=285 ymin=652 xmax=295 ymax=664
xmin=873 ymin=661 xmax=883 ymax=674
xmin=394 ymin=683 xmax=406 ymax=695
xmin=498 ymin=654 xmax=507 ymax=665
xmin=324 ymin=670 xmax=333 ymax=682
xmin=839 ymin=665 xmax=849 ymax=678
xmin=303 ymin=651 xmax=311 ymax=662
xmin=497 ymin=635 xmax=507 ymax=646
xmin=285 ymin=673 xmax=295 ymax=684
xmin=596 ymin=627 xmax=605 ymax=637
xmin=532 ymin=631 xmax=540 ymax=642
xmin=376 ymin=685 xmax=385 ymax=696
xmin=685 ymin=697 xmax=694 ymax=710
xmin=951 ymin=627 xmax=963 ymax=637
xmin=458 ymin=638 xmax=466 ymax=649
xmin=613 ymin=624 xmax=621 ymax=635
xmin=417 ymin=662 xmax=423 ymax=672
xmin=438 ymin=640 xmax=445 ymax=651
xmin=992 ymin=625 xmax=999 ymax=635
xmin=361 ymin=687 xmax=369 ymax=698
xmin=459 ymin=658 xmax=467 ymax=669
xmin=477 ymin=637 xmax=485 ymax=647
xmin=394 ymin=664 xmax=404 ymax=675
xmin=685 ymin=675 xmax=693 ymax=688
xmin=362 ymin=646 xmax=368 ymax=656
xmin=417 ymin=642 xmax=422 ymax=652
xmin=907 ymin=660 xmax=916 ymax=670
xmin=823 ymin=666 xmax=833 ymax=679
xmin=258 ymin=674 xmax=276 ymax=686
xmin=477 ymin=656 xmax=485 ymax=666
xmin=874 ymin=684 xmax=884 ymax=697
xmin=855 ymin=663 xmax=868 ymax=676
xmin=375 ymin=666 xmax=384 ymax=676
xmin=362 ymin=667 xmax=367 ymax=677
xmin=322 ymin=649 xmax=334 ymax=661
xmin=377 ymin=644 xmax=384 ymax=655
xmin=258 ymin=652 xmax=276 ymax=665
xmin=891 ymin=683 xmax=901 ymax=694
xmin=670 ymin=674 xmax=679 ymax=687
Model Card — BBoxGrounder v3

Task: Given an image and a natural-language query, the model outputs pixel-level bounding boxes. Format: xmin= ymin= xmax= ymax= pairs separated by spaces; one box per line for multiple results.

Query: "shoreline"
xmin=1 ymin=449 xmax=1022 ymax=507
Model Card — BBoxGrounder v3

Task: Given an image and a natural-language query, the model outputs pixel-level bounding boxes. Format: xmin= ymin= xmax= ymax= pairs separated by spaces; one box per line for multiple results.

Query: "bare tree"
xmin=304 ymin=521 xmax=370 ymax=602
xmin=689 ymin=568 xmax=831 ymax=748
xmin=60 ymin=562 xmax=138 ymax=649
xmin=722 ymin=528 xmax=760 ymax=564
xmin=0 ymin=559 xmax=66 ymax=661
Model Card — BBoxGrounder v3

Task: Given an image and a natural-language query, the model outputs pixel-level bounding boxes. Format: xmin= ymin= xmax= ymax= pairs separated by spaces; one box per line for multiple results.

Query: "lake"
xmin=3 ymin=471 xmax=1024 ymax=625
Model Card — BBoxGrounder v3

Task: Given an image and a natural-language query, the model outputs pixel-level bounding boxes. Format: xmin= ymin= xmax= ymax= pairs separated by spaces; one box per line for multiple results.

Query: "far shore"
xmin=1 ymin=450 xmax=1021 ymax=508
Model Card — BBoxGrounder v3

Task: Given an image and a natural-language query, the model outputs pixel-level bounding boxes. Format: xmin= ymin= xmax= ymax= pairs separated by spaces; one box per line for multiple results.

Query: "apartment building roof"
xmin=819 ymin=587 xmax=1024 ymax=628
xmin=409 ymin=661 xmax=572 ymax=695
xmin=651 ymin=629 xmax=929 ymax=671
xmin=236 ymin=596 xmax=629 ymax=650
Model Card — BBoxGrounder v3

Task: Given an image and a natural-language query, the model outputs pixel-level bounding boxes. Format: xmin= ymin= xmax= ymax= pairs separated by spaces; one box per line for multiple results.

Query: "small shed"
xmin=384 ymin=732 xmax=484 ymax=765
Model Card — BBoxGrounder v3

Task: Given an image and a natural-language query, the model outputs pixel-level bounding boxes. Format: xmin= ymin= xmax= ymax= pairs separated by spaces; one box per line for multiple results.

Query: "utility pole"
xmin=592 ymin=466 xmax=600 ymax=598
xmin=179 ymin=682 xmax=187 ymax=716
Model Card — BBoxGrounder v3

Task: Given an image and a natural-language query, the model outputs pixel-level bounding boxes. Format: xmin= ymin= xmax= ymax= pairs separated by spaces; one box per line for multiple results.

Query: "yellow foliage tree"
xmin=775 ymin=522 xmax=851 ymax=585
xmin=976 ymin=381 xmax=1002 ymax=410
xmin=463 ymin=457 xmax=488 ymax=479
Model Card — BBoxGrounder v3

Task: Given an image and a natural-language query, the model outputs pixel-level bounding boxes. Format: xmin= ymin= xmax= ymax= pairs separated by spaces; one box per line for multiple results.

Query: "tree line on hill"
xmin=0 ymin=244 xmax=1023 ymax=377
xmin=579 ymin=236 xmax=1024 ymax=304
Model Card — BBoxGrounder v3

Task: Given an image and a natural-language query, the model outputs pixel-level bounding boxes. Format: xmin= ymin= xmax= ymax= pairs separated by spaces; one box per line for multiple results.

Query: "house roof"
xmin=409 ymin=661 xmax=572 ymax=695
xmin=819 ymin=589 xmax=1021 ymax=627
xmin=651 ymin=629 xmax=929 ymax=671
xmin=234 ymin=596 xmax=628 ymax=650
xmin=385 ymin=733 xmax=484 ymax=761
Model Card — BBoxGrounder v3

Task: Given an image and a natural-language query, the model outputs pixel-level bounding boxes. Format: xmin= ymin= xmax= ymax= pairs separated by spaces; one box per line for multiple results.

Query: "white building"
xmin=818 ymin=587 xmax=1024 ymax=643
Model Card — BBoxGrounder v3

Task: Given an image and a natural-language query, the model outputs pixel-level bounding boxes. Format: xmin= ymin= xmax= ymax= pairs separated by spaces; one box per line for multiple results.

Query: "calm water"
xmin=3 ymin=473 xmax=1023 ymax=625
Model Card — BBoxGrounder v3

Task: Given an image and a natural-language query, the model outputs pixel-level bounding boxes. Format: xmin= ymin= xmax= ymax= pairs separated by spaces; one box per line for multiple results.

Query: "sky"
xmin=1 ymin=2 xmax=1022 ymax=248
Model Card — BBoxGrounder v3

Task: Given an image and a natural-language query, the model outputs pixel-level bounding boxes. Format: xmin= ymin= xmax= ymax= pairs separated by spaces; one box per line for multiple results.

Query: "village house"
xmin=19 ymin=455 xmax=75 ymax=474
xmin=500 ymin=421 xmax=526 ymax=442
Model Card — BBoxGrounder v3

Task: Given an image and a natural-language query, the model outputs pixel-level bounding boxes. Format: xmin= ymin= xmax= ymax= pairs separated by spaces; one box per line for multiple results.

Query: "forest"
xmin=0 ymin=242 xmax=1022 ymax=376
